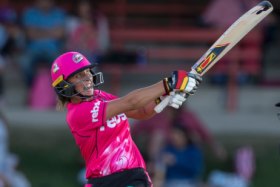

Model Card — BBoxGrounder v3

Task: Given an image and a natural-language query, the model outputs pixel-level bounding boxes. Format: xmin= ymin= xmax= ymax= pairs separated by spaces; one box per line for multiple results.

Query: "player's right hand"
xmin=156 ymin=92 xmax=187 ymax=109
xmin=168 ymin=92 xmax=187 ymax=109
xmin=163 ymin=70 xmax=202 ymax=95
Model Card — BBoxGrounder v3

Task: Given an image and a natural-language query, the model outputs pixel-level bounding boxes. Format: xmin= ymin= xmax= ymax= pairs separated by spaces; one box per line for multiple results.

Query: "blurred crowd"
xmin=130 ymin=106 xmax=255 ymax=187
xmin=0 ymin=111 xmax=31 ymax=187
xmin=0 ymin=0 xmax=279 ymax=110
xmin=0 ymin=0 xmax=112 ymax=110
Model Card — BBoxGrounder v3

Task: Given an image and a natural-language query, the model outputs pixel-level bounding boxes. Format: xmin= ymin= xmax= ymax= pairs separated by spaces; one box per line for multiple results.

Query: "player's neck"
xmin=71 ymin=96 xmax=94 ymax=103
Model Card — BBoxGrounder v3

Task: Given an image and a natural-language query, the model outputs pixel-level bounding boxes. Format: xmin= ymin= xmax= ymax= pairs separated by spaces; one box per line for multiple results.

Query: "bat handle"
xmin=154 ymin=95 xmax=171 ymax=113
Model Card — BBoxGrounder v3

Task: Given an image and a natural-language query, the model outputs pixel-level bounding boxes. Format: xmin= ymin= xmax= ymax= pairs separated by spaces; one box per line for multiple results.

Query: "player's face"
xmin=68 ymin=69 xmax=94 ymax=96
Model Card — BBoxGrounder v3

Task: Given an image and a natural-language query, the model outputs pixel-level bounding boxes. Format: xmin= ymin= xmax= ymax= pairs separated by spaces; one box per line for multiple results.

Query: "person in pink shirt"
xmin=50 ymin=51 xmax=202 ymax=187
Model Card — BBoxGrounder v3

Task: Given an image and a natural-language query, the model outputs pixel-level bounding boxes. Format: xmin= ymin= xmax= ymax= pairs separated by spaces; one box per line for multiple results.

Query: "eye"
xmin=74 ymin=74 xmax=82 ymax=79
xmin=73 ymin=69 xmax=92 ymax=80
xmin=85 ymin=69 xmax=91 ymax=75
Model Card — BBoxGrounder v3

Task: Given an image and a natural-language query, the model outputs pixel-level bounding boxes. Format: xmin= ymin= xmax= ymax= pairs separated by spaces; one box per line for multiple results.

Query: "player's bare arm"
xmin=125 ymin=102 xmax=158 ymax=120
xmin=105 ymin=82 xmax=164 ymax=120
xmin=106 ymin=70 xmax=201 ymax=120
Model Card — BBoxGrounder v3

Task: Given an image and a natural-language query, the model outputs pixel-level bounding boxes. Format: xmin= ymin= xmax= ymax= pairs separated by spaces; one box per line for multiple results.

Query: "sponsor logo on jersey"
xmin=91 ymin=101 xmax=101 ymax=122
xmin=106 ymin=114 xmax=127 ymax=128
xmin=99 ymin=113 xmax=127 ymax=131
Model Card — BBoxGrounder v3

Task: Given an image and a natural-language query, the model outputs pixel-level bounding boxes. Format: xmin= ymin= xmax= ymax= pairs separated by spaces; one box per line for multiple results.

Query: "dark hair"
xmin=172 ymin=122 xmax=188 ymax=135
xmin=172 ymin=121 xmax=194 ymax=145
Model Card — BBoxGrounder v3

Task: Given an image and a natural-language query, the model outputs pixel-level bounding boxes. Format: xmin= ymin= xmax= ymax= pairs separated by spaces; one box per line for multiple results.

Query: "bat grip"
xmin=154 ymin=95 xmax=171 ymax=113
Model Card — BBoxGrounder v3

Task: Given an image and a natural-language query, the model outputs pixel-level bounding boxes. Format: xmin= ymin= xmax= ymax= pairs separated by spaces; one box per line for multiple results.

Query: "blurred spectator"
xmin=65 ymin=0 xmax=110 ymax=62
xmin=0 ymin=111 xmax=31 ymax=187
xmin=156 ymin=123 xmax=204 ymax=187
xmin=208 ymin=170 xmax=248 ymax=187
xmin=234 ymin=146 xmax=255 ymax=182
xmin=201 ymin=0 xmax=259 ymax=28
xmin=21 ymin=0 xmax=66 ymax=88
xmin=0 ymin=111 xmax=10 ymax=186
xmin=208 ymin=146 xmax=255 ymax=187
xmin=65 ymin=0 xmax=142 ymax=65
xmin=0 ymin=4 xmax=24 ymax=107
xmin=77 ymin=167 xmax=86 ymax=186
xmin=276 ymin=102 xmax=280 ymax=120
xmin=0 ymin=174 xmax=10 ymax=187
xmin=131 ymin=106 xmax=227 ymax=183
xmin=0 ymin=25 xmax=6 ymax=106
xmin=201 ymin=0 xmax=277 ymax=43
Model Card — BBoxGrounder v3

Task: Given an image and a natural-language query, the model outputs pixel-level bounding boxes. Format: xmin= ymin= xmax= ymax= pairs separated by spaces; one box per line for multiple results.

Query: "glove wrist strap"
xmin=155 ymin=97 xmax=161 ymax=104
xmin=163 ymin=78 xmax=171 ymax=95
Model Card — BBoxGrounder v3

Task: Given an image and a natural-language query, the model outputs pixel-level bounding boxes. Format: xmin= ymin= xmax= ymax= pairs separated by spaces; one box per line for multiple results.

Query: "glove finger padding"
xmin=169 ymin=103 xmax=180 ymax=109
xmin=188 ymin=73 xmax=203 ymax=84
xmin=183 ymin=77 xmax=197 ymax=93
xmin=170 ymin=94 xmax=186 ymax=104
xmin=168 ymin=92 xmax=187 ymax=109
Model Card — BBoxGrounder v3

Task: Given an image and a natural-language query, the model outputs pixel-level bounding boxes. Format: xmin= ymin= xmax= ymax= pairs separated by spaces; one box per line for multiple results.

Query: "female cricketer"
xmin=50 ymin=51 xmax=202 ymax=187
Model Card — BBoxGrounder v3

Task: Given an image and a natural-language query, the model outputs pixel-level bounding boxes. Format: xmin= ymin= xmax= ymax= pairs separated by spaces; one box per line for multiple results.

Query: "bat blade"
xmin=191 ymin=0 xmax=273 ymax=76
xmin=154 ymin=1 xmax=273 ymax=113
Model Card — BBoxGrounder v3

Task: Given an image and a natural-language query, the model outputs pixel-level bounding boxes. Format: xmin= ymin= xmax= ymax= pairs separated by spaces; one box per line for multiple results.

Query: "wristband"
xmin=163 ymin=78 xmax=171 ymax=95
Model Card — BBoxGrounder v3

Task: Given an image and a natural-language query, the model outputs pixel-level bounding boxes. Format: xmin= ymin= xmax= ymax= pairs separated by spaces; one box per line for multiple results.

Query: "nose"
xmin=83 ymin=73 xmax=93 ymax=81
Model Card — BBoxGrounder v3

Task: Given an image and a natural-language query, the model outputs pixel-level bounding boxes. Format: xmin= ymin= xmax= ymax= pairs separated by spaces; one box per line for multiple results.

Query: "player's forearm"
xmin=124 ymin=81 xmax=165 ymax=109
xmin=126 ymin=102 xmax=157 ymax=120
xmin=106 ymin=81 xmax=164 ymax=120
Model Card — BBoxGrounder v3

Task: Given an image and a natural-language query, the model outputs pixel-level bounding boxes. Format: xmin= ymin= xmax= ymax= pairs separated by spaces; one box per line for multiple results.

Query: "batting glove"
xmin=156 ymin=92 xmax=187 ymax=109
xmin=168 ymin=92 xmax=187 ymax=109
xmin=163 ymin=70 xmax=202 ymax=95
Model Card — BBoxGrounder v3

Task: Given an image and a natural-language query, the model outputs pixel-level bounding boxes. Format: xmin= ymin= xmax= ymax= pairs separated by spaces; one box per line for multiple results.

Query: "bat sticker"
xmin=195 ymin=43 xmax=230 ymax=74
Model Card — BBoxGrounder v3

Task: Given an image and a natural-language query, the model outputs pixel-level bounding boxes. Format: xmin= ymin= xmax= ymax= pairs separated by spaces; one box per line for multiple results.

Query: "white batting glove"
xmin=185 ymin=73 xmax=202 ymax=95
xmin=168 ymin=92 xmax=187 ymax=109
xmin=156 ymin=92 xmax=187 ymax=110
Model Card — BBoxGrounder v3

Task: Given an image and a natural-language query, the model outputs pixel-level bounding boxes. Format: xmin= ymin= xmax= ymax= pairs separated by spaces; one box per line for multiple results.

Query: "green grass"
xmin=8 ymin=126 xmax=280 ymax=187
xmin=9 ymin=126 xmax=82 ymax=187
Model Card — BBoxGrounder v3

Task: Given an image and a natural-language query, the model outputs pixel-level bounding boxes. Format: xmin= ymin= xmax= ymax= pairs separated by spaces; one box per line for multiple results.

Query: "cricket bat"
xmin=154 ymin=0 xmax=273 ymax=113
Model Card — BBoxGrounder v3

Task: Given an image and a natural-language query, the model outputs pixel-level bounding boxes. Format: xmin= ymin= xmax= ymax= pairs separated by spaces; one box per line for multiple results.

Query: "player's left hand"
xmin=187 ymin=73 xmax=202 ymax=95
xmin=164 ymin=70 xmax=202 ymax=95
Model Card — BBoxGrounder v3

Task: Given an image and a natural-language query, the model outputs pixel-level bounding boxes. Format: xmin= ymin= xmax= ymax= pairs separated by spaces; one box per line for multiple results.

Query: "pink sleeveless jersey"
xmin=66 ymin=90 xmax=147 ymax=179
